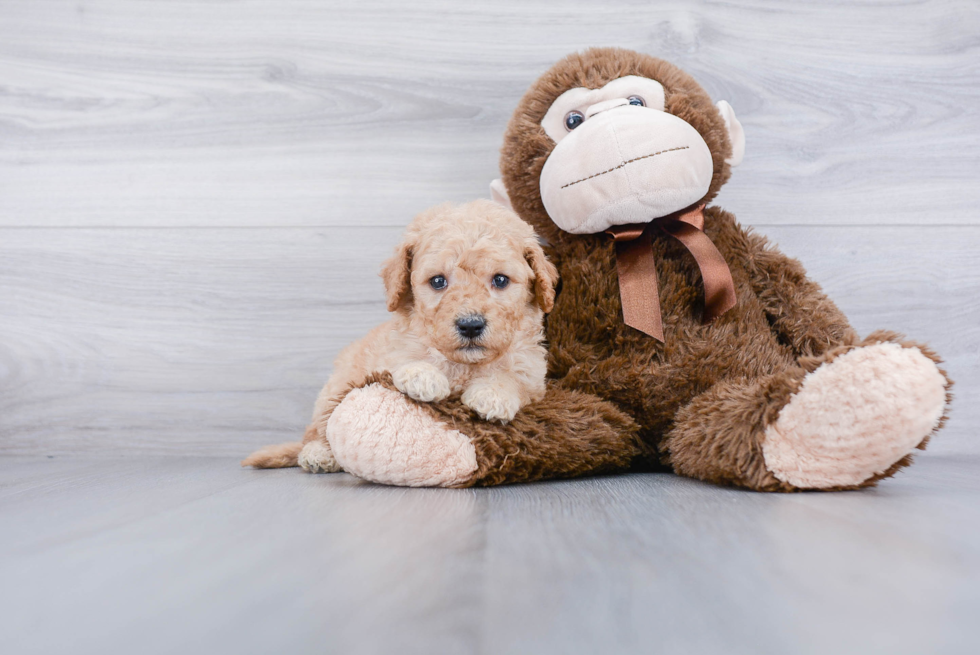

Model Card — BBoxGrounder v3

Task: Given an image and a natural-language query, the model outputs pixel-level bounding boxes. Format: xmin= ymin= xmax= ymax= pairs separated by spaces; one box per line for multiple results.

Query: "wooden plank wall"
xmin=1 ymin=0 xmax=978 ymax=456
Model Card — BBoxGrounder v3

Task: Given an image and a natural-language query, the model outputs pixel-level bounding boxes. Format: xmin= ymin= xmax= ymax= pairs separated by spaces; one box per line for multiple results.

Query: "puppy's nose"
xmin=455 ymin=315 xmax=486 ymax=339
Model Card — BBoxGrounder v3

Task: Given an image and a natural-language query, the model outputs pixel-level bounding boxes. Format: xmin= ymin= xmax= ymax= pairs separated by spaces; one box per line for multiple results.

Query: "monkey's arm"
xmin=326 ymin=373 xmax=646 ymax=487
xmin=742 ymin=229 xmax=858 ymax=357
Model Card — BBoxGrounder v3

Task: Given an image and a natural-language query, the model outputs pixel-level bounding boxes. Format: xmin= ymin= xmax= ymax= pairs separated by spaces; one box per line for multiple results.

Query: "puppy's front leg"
xmin=462 ymin=376 xmax=523 ymax=424
xmin=393 ymin=361 xmax=451 ymax=403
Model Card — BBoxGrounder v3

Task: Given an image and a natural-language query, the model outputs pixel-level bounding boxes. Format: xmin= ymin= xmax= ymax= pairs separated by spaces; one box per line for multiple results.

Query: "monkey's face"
xmin=500 ymin=50 xmax=745 ymax=239
xmin=539 ymin=75 xmax=742 ymax=234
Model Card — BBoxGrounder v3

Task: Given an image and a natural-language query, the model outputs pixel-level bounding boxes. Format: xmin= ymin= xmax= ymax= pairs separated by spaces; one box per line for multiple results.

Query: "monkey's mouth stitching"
xmin=560 ymin=146 xmax=690 ymax=189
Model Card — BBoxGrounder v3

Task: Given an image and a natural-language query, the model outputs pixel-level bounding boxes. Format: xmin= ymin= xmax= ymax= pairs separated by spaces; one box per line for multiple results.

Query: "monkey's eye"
xmin=429 ymin=275 xmax=448 ymax=290
xmin=491 ymin=274 xmax=510 ymax=289
xmin=627 ymin=95 xmax=645 ymax=107
xmin=564 ymin=111 xmax=585 ymax=131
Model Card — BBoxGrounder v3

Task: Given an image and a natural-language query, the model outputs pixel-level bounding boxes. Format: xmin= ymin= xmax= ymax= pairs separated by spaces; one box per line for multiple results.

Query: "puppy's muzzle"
xmin=455 ymin=315 xmax=486 ymax=340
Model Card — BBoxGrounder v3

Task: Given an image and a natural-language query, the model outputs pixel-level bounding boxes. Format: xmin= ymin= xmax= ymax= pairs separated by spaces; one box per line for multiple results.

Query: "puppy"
xmin=243 ymin=199 xmax=559 ymax=473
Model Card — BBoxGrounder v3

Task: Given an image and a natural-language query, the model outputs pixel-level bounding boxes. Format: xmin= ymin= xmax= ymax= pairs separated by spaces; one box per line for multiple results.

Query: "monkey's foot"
xmin=327 ymin=384 xmax=478 ymax=487
xmin=763 ymin=342 xmax=947 ymax=489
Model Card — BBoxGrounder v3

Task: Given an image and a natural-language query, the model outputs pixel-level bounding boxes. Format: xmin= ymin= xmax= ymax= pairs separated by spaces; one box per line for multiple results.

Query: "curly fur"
xmin=254 ymin=48 xmax=954 ymax=492
xmin=243 ymin=200 xmax=557 ymax=470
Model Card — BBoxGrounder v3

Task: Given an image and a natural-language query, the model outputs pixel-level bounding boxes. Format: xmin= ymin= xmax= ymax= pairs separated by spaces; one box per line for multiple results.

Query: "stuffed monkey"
xmin=319 ymin=48 xmax=952 ymax=491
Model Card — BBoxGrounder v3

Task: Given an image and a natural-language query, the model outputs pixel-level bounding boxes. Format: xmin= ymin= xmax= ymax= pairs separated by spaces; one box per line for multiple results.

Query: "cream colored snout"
xmin=585 ymin=97 xmax=629 ymax=118
xmin=539 ymin=103 xmax=716 ymax=235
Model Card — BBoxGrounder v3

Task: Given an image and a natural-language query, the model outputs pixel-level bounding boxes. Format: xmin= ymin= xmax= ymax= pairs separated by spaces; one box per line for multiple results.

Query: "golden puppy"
xmin=243 ymin=199 xmax=559 ymax=473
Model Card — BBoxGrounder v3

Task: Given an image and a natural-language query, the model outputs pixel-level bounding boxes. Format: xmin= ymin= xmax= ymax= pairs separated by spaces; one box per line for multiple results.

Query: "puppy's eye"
xmin=429 ymin=275 xmax=448 ymax=290
xmin=627 ymin=95 xmax=645 ymax=107
xmin=491 ymin=274 xmax=510 ymax=289
xmin=564 ymin=111 xmax=584 ymax=131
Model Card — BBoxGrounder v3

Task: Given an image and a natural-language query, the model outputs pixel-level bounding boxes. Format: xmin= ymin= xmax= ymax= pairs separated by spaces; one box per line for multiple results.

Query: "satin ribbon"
xmin=605 ymin=204 xmax=737 ymax=342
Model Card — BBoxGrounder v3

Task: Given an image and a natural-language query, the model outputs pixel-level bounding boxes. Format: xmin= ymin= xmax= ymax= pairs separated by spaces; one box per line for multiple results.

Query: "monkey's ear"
xmin=716 ymin=100 xmax=745 ymax=167
xmin=525 ymin=239 xmax=559 ymax=313
xmin=380 ymin=239 xmax=414 ymax=312
xmin=489 ymin=178 xmax=513 ymax=211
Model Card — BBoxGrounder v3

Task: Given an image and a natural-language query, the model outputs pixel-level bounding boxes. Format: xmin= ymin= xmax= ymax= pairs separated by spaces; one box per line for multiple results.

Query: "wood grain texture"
xmin=2 ymin=4 xmax=977 ymax=652
xmin=1 ymin=455 xmax=978 ymax=654
xmin=0 ymin=2 xmax=977 ymax=454
xmin=0 ymin=227 xmax=396 ymax=455
xmin=1 ymin=225 xmax=977 ymax=456
xmin=1 ymin=0 xmax=978 ymax=227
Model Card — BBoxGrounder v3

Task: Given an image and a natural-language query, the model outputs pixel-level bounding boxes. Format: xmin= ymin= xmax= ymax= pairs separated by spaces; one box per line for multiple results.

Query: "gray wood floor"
xmin=2 ymin=1 xmax=979 ymax=652
xmin=2 ymin=455 xmax=979 ymax=655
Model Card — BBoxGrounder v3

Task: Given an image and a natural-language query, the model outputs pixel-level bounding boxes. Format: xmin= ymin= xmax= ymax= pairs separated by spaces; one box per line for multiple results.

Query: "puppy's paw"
xmin=393 ymin=362 xmax=451 ymax=403
xmin=462 ymin=383 xmax=522 ymax=423
xmin=298 ymin=440 xmax=341 ymax=473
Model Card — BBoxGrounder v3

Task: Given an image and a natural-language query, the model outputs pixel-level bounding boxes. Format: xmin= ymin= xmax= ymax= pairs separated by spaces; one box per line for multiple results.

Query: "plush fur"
xmin=328 ymin=380 xmax=479 ymax=487
xmin=242 ymin=199 xmax=558 ymax=471
xmin=762 ymin=342 xmax=947 ymax=488
xmin=262 ymin=48 xmax=954 ymax=492
xmin=500 ymin=49 xmax=734 ymax=249
xmin=331 ymin=372 xmax=646 ymax=488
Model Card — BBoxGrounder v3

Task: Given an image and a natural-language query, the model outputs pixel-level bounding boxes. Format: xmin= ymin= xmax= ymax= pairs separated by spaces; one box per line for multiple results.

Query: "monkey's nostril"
xmin=455 ymin=316 xmax=486 ymax=339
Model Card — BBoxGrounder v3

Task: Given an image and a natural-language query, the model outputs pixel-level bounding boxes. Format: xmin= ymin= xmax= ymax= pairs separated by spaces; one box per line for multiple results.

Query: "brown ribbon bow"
xmin=605 ymin=204 xmax=737 ymax=342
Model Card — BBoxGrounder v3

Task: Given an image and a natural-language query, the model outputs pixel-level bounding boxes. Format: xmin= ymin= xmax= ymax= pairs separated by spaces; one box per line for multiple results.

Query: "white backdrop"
xmin=1 ymin=0 xmax=978 ymax=456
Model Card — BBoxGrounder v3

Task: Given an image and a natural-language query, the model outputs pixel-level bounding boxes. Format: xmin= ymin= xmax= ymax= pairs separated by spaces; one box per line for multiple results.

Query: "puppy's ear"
xmin=525 ymin=239 xmax=559 ymax=313
xmin=381 ymin=240 xmax=414 ymax=312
